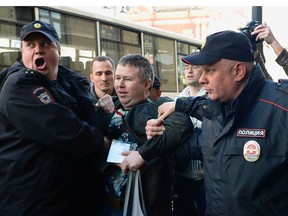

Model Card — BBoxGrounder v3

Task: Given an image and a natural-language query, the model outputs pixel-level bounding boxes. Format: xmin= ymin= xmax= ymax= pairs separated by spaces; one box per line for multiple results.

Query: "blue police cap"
xmin=182 ymin=30 xmax=254 ymax=65
xmin=20 ymin=20 xmax=59 ymax=42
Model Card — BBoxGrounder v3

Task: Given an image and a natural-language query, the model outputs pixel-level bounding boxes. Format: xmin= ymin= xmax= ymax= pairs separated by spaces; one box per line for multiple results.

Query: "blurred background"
xmin=1 ymin=4 xmax=287 ymax=96
xmin=81 ymin=5 xmax=288 ymax=81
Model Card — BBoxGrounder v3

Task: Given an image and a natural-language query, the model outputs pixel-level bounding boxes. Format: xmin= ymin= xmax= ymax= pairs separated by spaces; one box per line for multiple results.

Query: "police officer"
xmin=0 ymin=20 xmax=108 ymax=216
xmin=147 ymin=30 xmax=288 ymax=215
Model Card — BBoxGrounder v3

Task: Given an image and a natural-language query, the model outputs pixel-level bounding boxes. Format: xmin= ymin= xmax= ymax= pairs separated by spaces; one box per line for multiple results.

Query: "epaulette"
xmin=23 ymin=68 xmax=46 ymax=82
xmin=276 ymin=79 xmax=288 ymax=94
xmin=23 ymin=68 xmax=41 ymax=76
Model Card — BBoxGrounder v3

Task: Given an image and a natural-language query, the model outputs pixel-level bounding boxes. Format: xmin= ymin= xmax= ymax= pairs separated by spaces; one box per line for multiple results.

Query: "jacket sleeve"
xmin=173 ymin=127 xmax=203 ymax=172
xmin=138 ymin=111 xmax=194 ymax=161
xmin=58 ymin=65 xmax=97 ymax=123
xmin=275 ymin=48 xmax=288 ymax=76
xmin=0 ymin=71 xmax=104 ymax=158
xmin=175 ymin=96 xmax=207 ymax=120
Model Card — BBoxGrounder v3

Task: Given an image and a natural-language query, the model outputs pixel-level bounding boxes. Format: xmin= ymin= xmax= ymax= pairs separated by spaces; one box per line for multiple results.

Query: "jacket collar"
xmin=235 ymin=63 xmax=266 ymax=118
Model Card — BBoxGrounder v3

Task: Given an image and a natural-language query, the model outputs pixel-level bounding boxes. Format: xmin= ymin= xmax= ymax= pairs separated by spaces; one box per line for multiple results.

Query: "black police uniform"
xmin=0 ymin=62 xmax=106 ymax=216
xmin=176 ymin=64 xmax=288 ymax=215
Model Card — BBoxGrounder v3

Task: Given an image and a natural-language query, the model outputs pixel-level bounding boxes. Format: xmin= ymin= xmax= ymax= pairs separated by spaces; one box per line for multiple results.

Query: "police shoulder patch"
xmin=32 ymin=87 xmax=54 ymax=104
xmin=276 ymin=79 xmax=288 ymax=94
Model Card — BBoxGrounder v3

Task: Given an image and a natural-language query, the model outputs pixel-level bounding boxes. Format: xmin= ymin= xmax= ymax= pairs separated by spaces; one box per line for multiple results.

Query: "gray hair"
xmin=118 ymin=53 xmax=154 ymax=83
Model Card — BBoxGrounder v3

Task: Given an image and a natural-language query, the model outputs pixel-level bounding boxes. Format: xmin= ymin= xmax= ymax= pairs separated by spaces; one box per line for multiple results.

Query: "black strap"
xmin=123 ymin=117 xmax=146 ymax=148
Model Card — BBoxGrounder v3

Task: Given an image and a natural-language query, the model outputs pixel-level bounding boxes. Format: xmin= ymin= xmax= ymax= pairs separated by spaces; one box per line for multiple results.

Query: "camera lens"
xmin=241 ymin=20 xmax=262 ymax=44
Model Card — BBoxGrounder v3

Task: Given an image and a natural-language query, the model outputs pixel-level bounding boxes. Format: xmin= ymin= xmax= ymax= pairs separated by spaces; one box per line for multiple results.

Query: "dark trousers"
xmin=174 ymin=175 xmax=206 ymax=216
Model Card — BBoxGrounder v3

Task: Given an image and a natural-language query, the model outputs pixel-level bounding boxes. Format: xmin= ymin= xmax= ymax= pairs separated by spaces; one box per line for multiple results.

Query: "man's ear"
xmin=145 ymin=80 xmax=152 ymax=89
xmin=235 ymin=63 xmax=246 ymax=81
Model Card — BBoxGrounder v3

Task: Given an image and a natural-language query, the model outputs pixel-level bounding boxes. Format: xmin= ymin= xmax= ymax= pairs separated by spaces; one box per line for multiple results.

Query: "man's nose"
xmin=34 ymin=44 xmax=44 ymax=54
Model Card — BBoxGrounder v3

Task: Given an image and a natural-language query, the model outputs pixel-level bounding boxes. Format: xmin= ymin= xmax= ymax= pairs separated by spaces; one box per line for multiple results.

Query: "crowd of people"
xmin=0 ymin=19 xmax=287 ymax=216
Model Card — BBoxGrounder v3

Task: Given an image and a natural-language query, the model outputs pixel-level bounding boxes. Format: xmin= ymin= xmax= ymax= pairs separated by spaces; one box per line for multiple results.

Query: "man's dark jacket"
xmin=107 ymin=98 xmax=193 ymax=216
xmin=176 ymin=64 xmax=288 ymax=215
xmin=0 ymin=62 xmax=106 ymax=216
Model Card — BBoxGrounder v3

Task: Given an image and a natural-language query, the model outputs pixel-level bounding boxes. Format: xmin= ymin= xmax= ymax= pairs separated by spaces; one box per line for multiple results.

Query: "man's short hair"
xmin=118 ymin=54 xmax=154 ymax=83
xmin=90 ymin=56 xmax=115 ymax=71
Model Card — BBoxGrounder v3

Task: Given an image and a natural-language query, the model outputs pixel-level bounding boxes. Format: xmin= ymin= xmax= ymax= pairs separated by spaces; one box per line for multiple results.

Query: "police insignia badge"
xmin=201 ymin=38 xmax=207 ymax=49
xmin=33 ymin=22 xmax=42 ymax=29
xmin=243 ymin=140 xmax=261 ymax=162
xmin=33 ymin=87 xmax=54 ymax=104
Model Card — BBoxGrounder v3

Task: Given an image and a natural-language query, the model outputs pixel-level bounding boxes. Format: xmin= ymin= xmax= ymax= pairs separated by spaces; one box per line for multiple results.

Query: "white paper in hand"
xmin=107 ymin=139 xmax=131 ymax=163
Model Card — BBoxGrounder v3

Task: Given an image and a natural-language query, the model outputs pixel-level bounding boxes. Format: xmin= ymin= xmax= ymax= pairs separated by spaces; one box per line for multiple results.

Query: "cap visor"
xmin=182 ymin=53 xmax=220 ymax=65
xmin=22 ymin=30 xmax=56 ymax=42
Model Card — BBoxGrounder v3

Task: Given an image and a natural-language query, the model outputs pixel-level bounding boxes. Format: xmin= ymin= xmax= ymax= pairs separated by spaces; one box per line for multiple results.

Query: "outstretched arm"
xmin=121 ymin=111 xmax=193 ymax=173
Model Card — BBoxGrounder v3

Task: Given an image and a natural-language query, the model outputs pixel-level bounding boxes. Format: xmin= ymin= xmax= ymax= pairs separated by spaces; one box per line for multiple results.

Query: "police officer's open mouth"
xmin=35 ymin=58 xmax=45 ymax=67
